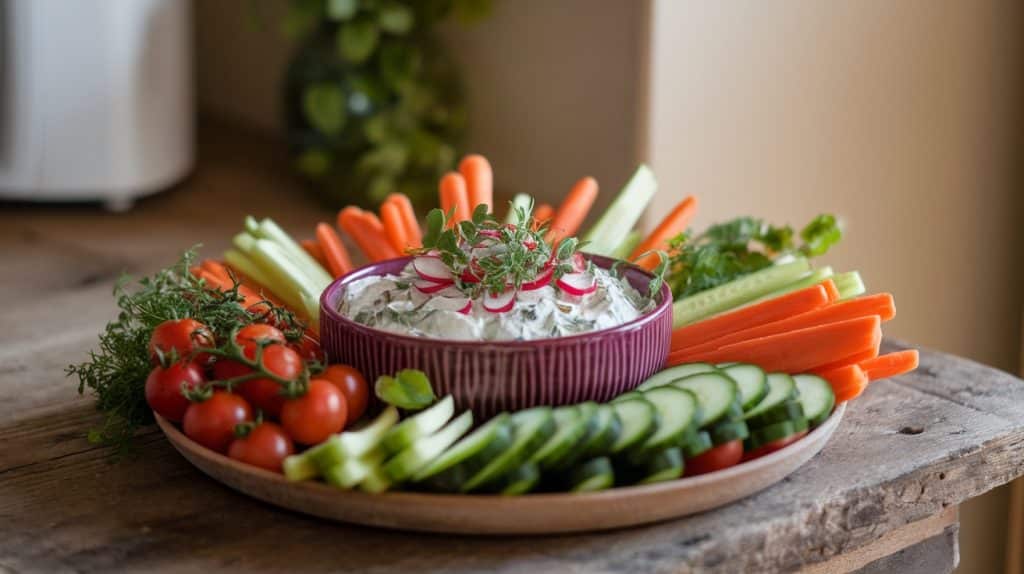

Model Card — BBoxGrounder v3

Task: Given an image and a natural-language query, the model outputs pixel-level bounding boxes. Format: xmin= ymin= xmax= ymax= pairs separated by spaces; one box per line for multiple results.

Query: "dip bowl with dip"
xmin=320 ymin=254 xmax=673 ymax=416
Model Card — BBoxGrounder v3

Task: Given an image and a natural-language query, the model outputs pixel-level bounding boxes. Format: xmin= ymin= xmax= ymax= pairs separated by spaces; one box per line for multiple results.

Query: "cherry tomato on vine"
xmin=234 ymin=324 xmax=286 ymax=354
xmin=183 ymin=392 xmax=253 ymax=453
xmin=211 ymin=342 xmax=303 ymax=419
xmin=685 ymin=440 xmax=744 ymax=476
xmin=290 ymin=333 xmax=325 ymax=363
xmin=149 ymin=319 xmax=214 ymax=364
xmin=321 ymin=365 xmax=369 ymax=423
xmin=741 ymin=431 xmax=808 ymax=462
xmin=227 ymin=421 xmax=294 ymax=472
xmin=281 ymin=379 xmax=347 ymax=445
xmin=144 ymin=361 xmax=205 ymax=422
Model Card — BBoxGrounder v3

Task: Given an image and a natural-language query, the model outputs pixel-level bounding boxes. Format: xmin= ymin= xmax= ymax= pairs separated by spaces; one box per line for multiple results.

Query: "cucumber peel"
xmin=581 ymin=165 xmax=658 ymax=257
xmin=672 ymin=258 xmax=811 ymax=327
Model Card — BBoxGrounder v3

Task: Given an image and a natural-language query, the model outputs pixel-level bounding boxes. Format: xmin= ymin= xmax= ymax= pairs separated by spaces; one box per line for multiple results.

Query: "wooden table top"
xmin=2 ymin=123 xmax=1023 ymax=574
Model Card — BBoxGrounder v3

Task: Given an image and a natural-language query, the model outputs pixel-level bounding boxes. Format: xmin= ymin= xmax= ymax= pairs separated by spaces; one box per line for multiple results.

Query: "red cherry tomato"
xmin=235 ymin=324 xmax=286 ymax=354
xmin=149 ymin=319 xmax=214 ymax=364
xmin=290 ymin=333 xmax=325 ymax=363
xmin=321 ymin=365 xmax=369 ymax=422
xmin=145 ymin=361 xmax=205 ymax=422
xmin=281 ymin=379 xmax=347 ymax=445
xmin=741 ymin=430 xmax=809 ymax=462
xmin=227 ymin=422 xmax=294 ymax=472
xmin=236 ymin=344 xmax=304 ymax=418
xmin=685 ymin=440 xmax=744 ymax=476
xmin=183 ymin=392 xmax=253 ymax=453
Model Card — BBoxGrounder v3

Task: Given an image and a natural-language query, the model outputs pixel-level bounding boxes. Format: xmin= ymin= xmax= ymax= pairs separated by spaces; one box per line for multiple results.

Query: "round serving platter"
xmin=156 ymin=403 xmax=844 ymax=535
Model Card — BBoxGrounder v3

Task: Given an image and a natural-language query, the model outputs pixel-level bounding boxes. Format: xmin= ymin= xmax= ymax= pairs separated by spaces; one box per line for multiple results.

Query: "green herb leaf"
xmin=799 ymin=214 xmax=842 ymax=257
xmin=337 ymin=19 xmax=380 ymax=63
xmin=374 ymin=369 xmax=436 ymax=410
xmin=302 ymin=84 xmax=346 ymax=136
xmin=422 ymin=208 xmax=446 ymax=248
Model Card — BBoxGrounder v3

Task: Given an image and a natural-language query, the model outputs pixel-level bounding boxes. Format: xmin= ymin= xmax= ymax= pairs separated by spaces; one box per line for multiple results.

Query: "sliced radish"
xmin=414 ymin=279 xmax=454 ymax=294
xmin=426 ymin=295 xmax=473 ymax=313
xmin=457 ymin=300 xmax=473 ymax=315
xmin=556 ymin=272 xmax=597 ymax=296
xmin=571 ymin=252 xmax=586 ymax=272
xmin=523 ymin=238 xmax=538 ymax=251
xmin=521 ymin=266 xmax=554 ymax=291
xmin=478 ymin=229 xmax=502 ymax=239
xmin=413 ymin=256 xmax=454 ymax=283
xmin=483 ymin=289 xmax=517 ymax=313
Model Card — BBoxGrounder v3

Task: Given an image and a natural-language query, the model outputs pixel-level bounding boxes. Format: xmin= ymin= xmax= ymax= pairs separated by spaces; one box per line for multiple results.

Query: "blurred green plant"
xmin=280 ymin=0 xmax=492 ymax=209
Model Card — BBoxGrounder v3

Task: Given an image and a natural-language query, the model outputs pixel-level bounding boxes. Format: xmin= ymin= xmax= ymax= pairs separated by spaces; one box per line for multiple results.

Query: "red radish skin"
xmin=413 ymin=256 xmax=453 ymax=283
xmin=414 ymin=279 xmax=455 ymax=294
xmin=483 ymin=290 xmax=517 ymax=313
xmin=458 ymin=300 xmax=473 ymax=315
xmin=557 ymin=272 xmax=597 ymax=296
xmin=521 ymin=267 xmax=554 ymax=291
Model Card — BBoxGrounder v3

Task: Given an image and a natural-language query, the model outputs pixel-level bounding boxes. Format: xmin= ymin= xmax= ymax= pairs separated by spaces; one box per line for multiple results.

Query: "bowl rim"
xmin=319 ymin=253 xmax=673 ymax=348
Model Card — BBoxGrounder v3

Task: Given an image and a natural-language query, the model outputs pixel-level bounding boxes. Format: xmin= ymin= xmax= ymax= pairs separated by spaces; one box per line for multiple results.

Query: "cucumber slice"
xmin=380 ymin=396 xmax=455 ymax=454
xmin=834 ymin=271 xmax=866 ymax=300
xmin=670 ymin=372 xmax=739 ymax=428
xmin=708 ymin=419 xmax=750 ymax=445
xmin=637 ymin=363 xmax=718 ymax=391
xmin=609 ymin=398 xmax=658 ymax=454
xmin=637 ymin=448 xmax=684 ymax=484
xmin=681 ymin=430 xmax=713 ymax=458
xmin=716 ymin=362 xmax=740 ymax=368
xmin=489 ymin=462 xmax=541 ymax=495
xmin=746 ymin=418 xmax=809 ymax=450
xmin=569 ymin=457 xmax=615 ymax=492
xmin=323 ymin=449 xmax=386 ymax=489
xmin=461 ymin=407 xmax=556 ymax=492
xmin=581 ymin=165 xmax=658 ymax=257
xmin=794 ymin=374 xmax=836 ymax=427
xmin=721 ymin=364 xmax=769 ymax=410
xmin=634 ymin=386 xmax=699 ymax=456
xmin=672 ymin=258 xmax=811 ymax=327
xmin=383 ymin=410 xmax=473 ymax=482
xmin=745 ymin=399 xmax=805 ymax=430
xmin=610 ymin=391 xmax=645 ymax=403
xmin=282 ymin=451 xmax=319 ymax=482
xmin=530 ymin=407 xmax=588 ymax=470
xmin=308 ymin=406 xmax=401 ymax=471
xmin=548 ymin=402 xmax=601 ymax=470
xmin=415 ymin=415 xmax=513 ymax=490
xmin=744 ymin=373 xmax=797 ymax=419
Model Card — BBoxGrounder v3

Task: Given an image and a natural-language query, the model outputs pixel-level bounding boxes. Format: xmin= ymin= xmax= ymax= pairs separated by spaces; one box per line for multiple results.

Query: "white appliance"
xmin=0 ymin=0 xmax=194 ymax=210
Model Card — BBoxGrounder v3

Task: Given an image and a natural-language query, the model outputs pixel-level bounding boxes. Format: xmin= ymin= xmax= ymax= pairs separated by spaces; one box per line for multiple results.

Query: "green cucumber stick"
xmin=833 ymin=271 xmax=866 ymax=300
xmin=753 ymin=266 xmax=834 ymax=304
xmin=258 ymin=218 xmax=333 ymax=288
xmin=504 ymin=193 xmax=534 ymax=224
xmin=582 ymin=165 xmax=658 ymax=256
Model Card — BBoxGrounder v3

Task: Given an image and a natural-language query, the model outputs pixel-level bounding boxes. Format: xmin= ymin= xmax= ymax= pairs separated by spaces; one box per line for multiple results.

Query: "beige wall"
xmin=644 ymin=1 xmax=1023 ymax=573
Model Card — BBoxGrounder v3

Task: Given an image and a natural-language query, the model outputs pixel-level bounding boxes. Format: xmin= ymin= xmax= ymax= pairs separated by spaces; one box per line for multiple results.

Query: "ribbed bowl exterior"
xmin=320 ymin=255 xmax=672 ymax=417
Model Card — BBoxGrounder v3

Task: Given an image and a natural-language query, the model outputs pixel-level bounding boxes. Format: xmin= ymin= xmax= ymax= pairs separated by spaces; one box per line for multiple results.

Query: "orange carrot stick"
xmin=191 ymin=267 xmax=264 ymax=310
xmin=380 ymin=201 xmax=411 ymax=254
xmin=859 ymin=350 xmax=919 ymax=381
xmin=439 ymin=172 xmax=470 ymax=227
xmin=677 ymin=293 xmax=896 ymax=355
xmin=545 ymin=177 xmax=599 ymax=244
xmin=315 ymin=223 xmax=354 ymax=279
xmin=819 ymin=364 xmax=870 ymax=403
xmin=670 ymin=284 xmax=831 ymax=351
xmin=668 ymin=315 xmax=882 ymax=374
xmin=300 ymin=239 xmax=328 ymax=268
xmin=386 ymin=193 xmax=422 ymax=248
xmin=821 ymin=278 xmax=841 ymax=302
xmin=809 ymin=344 xmax=880 ymax=375
xmin=532 ymin=203 xmax=555 ymax=231
xmin=631 ymin=196 xmax=698 ymax=270
xmin=337 ymin=207 xmax=400 ymax=263
xmin=459 ymin=154 xmax=493 ymax=214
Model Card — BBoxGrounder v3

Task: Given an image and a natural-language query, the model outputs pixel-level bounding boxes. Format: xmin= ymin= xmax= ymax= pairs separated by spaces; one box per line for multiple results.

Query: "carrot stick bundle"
xmin=300 ymin=239 xmax=327 ymax=268
xmin=670 ymin=284 xmax=831 ymax=351
xmin=809 ymin=344 xmax=880 ymax=375
xmin=630 ymin=195 xmax=698 ymax=270
xmin=532 ymin=203 xmax=555 ymax=231
xmin=385 ymin=193 xmax=422 ymax=248
xmin=459 ymin=154 xmax=493 ymax=214
xmin=668 ymin=315 xmax=882 ymax=374
xmin=545 ymin=176 xmax=599 ymax=245
xmin=380 ymin=201 xmax=411 ymax=254
xmin=439 ymin=172 xmax=470 ymax=227
xmin=859 ymin=350 xmax=919 ymax=381
xmin=337 ymin=207 xmax=400 ymax=263
xmin=315 ymin=223 xmax=354 ymax=278
xmin=819 ymin=364 xmax=870 ymax=403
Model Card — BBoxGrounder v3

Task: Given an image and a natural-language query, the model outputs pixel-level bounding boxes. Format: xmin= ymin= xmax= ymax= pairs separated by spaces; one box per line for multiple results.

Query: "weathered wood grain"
xmin=2 ymin=121 xmax=1023 ymax=573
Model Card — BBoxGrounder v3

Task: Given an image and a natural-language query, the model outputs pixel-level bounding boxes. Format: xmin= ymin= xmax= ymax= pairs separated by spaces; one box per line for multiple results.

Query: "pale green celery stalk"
xmin=582 ymin=165 xmax=658 ymax=256
xmin=244 ymin=215 xmax=261 ymax=236
xmin=299 ymin=292 xmax=320 ymax=332
xmin=752 ymin=266 xmax=835 ymax=304
xmin=504 ymin=193 xmax=534 ymax=224
xmin=257 ymin=218 xmax=333 ymax=288
xmin=609 ymin=230 xmax=642 ymax=261
xmin=672 ymin=258 xmax=810 ymax=327
xmin=225 ymin=248 xmax=305 ymax=312
xmin=833 ymin=271 xmax=866 ymax=300
xmin=250 ymin=239 xmax=321 ymax=318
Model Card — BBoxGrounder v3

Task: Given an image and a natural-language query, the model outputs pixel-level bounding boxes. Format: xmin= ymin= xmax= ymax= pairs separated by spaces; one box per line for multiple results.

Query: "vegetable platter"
xmin=69 ymin=153 xmax=919 ymax=533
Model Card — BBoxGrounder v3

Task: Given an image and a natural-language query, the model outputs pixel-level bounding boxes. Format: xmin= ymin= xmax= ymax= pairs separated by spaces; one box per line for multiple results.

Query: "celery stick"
xmin=504 ymin=193 xmax=534 ymax=224
xmin=244 ymin=215 xmax=261 ymax=236
xmin=257 ymin=218 xmax=333 ymax=288
xmin=250 ymin=239 xmax=320 ymax=311
xmin=283 ymin=451 xmax=319 ymax=482
xmin=752 ymin=266 xmax=834 ymax=304
xmin=299 ymin=292 xmax=321 ymax=332
xmin=609 ymin=230 xmax=642 ymax=261
xmin=672 ymin=258 xmax=810 ymax=327
xmin=324 ymin=450 xmax=386 ymax=489
xmin=833 ymin=271 xmax=866 ymax=300
xmin=223 ymin=248 xmax=297 ymax=307
xmin=582 ymin=165 xmax=657 ymax=256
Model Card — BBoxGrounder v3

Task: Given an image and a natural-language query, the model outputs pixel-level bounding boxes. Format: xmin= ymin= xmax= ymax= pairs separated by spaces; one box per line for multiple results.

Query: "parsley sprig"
xmin=667 ymin=214 xmax=841 ymax=298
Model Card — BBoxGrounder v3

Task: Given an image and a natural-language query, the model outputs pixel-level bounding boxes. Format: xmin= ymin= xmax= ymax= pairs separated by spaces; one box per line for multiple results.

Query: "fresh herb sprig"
xmin=417 ymin=202 xmax=581 ymax=297
xmin=667 ymin=214 xmax=841 ymax=298
xmin=66 ymin=248 xmax=305 ymax=453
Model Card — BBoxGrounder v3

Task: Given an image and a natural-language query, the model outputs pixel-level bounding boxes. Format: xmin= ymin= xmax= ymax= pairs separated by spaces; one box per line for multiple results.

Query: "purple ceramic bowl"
xmin=320 ymin=254 xmax=672 ymax=416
